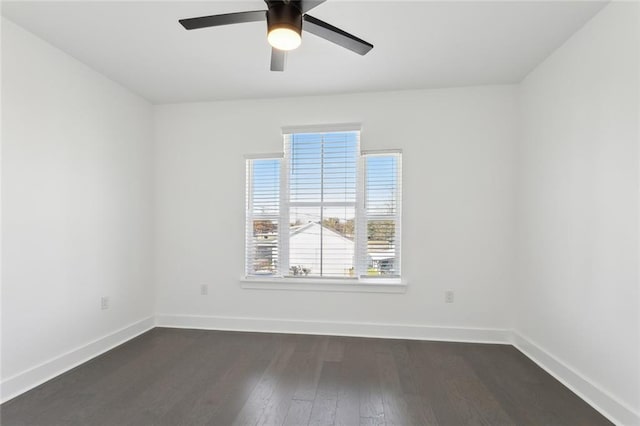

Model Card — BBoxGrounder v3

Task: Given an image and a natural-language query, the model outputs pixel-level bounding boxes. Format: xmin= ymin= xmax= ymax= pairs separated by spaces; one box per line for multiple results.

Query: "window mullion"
xmin=319 ymin=134 xmax=324 ymax=276
xmin=355 ymin=154 xmax=367 ymax=277
xmin=245 ymin=160 xmax=254 ymax=277
xmin=395 ymin=153 xmax=403 ymax=277
xmin=279 ymin=153 xmax=289 ymax=277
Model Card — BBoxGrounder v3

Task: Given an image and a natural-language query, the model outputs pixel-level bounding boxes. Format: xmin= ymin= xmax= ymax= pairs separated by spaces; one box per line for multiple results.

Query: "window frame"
xmin=359 ymin=149 xmax=403 ymax=279
xmin=243 ymin=125 xmax=406 ymax=292
xmin=284 ymin=130 xmax=360 ymax=279
xmin=244 ymin=153 xmax=283 ymax=277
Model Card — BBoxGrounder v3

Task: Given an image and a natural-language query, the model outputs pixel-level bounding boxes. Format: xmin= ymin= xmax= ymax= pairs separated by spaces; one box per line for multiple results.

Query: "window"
xmin=362 ymin=153 xmax=402 ymax=277
xmin=245 ymin=126 xmax=402 ymax=283
xmin=245 ymin=157 xmax=280 ymax=275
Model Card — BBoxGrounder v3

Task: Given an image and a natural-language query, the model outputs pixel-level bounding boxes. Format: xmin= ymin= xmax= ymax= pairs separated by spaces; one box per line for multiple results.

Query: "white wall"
xmin=1 ymin=18 xmax=154 ymax=399
xmin=516 ymin=2 xmax=639 ymax=423
xmin=4 ymin=4 xmax=636 ymax=422
xmin=154 ymin=86 xmax=517 ymax=333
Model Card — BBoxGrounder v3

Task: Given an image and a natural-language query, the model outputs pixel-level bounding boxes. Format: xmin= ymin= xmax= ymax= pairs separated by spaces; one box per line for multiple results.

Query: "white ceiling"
xmin=1 ymin=1 xmax=606 ymax=104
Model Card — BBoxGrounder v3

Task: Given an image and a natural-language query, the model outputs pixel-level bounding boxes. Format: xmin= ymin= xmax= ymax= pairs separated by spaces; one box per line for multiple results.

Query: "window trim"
xmin=240 ymin=275 xmax=407 ymax=293
xmin=243 ymin=125 xmax=404 ymax=291
xmin=281 ymin=122 xmax=362 ymax=135
xmin=245 ymin=156 xmax=282 ymax=277
xmin=282 ymin=130 xmax=360 ymax=278
xmin=360 ymin=149 xmax=403 ymax=279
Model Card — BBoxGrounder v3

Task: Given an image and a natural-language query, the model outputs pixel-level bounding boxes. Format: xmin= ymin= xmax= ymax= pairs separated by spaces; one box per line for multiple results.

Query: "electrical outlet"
xmin=445 ymin=291 xmax=454 ymax=303
xmin=101 ymin=296 xmax=109 ymax=310
xmin=200 ymin=284 xmax=208 ymax=296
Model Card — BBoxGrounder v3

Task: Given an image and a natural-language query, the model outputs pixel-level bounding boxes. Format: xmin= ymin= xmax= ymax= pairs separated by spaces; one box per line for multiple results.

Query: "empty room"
xmin=1 ymin=0 xmax=638 ymax=425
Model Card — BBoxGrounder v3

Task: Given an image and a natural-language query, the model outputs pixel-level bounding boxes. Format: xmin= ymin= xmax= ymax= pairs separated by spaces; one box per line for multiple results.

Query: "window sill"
xmin=240 ymin=276 xmax=407 ymax=294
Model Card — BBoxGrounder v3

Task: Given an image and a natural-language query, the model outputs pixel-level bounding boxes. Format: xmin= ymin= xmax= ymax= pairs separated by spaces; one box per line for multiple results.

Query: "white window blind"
xmin=245 ymin=157 xmax=281 ymax=276
xmin=359 ymin=151 xmax=402 ymax=277
xmin=245 ymin=128 xmax=402 ymax=283
xmin=286 ymin=131 xmax=359 ymax=278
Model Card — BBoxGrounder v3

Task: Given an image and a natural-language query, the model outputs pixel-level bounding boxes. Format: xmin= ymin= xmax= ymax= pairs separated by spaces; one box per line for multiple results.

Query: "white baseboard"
xmin=512 ymin=331 xmax=640 ymax=426
xmin=155 ymin=314 xmax=511 ymax=344
xmin=0 ymin=316 xmax=155 ymax=404
xmin=5 ymin=316 xmax=634 ymax=426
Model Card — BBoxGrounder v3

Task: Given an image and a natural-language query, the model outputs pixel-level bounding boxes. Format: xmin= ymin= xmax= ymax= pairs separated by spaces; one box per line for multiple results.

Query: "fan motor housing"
xmin=266 ymin=3 xmax=303 ymax=36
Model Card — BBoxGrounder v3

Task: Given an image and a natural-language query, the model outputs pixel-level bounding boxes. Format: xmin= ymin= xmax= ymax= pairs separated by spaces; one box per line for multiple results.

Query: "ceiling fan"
xmin=179 ymin=0 xmax=374 ymax=72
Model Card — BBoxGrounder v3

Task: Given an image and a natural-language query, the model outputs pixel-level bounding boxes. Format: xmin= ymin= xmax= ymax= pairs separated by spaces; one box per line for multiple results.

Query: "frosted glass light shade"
xmin=268 ymin=27 xmax=301 ymax=51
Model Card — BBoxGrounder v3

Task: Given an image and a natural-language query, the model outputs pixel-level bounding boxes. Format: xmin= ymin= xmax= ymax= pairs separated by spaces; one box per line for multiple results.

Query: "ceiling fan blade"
xmin=179 ymin=10 xmax=266 ymax=30
xmin=271 ymin=48 xmax=286 ymax=71
xmin=302 ymin=14 xmax=373 ymax=55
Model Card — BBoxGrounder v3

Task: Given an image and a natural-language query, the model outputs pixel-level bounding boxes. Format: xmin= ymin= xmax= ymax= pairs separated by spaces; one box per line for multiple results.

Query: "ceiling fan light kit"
xmin=266 ymin=3 xmax=303 ymax=51
xmin=178 ymin=0 xmax=373 ymax=72
xmin=267 ymin=28 xmax=301 ymax=51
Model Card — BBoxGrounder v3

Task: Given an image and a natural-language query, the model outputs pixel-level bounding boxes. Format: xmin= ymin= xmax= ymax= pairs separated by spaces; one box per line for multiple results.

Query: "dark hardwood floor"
xmin=1 ymin=328 xmax=611 ymax=426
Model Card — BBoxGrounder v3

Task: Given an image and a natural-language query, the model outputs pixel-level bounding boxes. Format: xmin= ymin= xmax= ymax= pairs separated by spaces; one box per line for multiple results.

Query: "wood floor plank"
xmin=388 ymin=340 xmax=419 ymax=395
xmin=407 ymin=341 xmax=476 ymax=426
xmin=37 ymin=329 xmax=202 ymax=426
xmin=232 ymin=339 xmax=296 ymax=426
xmin=387 ymin=341 xmax=439 ymax=425
xmin=292 ymin=335 xmax=329 ymax=402
xmin=334 ymin=349 xmax=361 ymax=426
xmin=358 ymin=370 xmax=385 ymax=419
xmin=0 ymin=328 xmax=613 ymax=426
xmin=323 ymin=337 xmax=345 ymax=362
xmin=100 ymin=331 xmax=240 ymax=425
xmin=422 ymin=343 xmax=516 ymax=425
xmin=307 ymin=361 xmax=340 ymax=425
xmin=283 ymin=399 xmax=313 ymax=426
xmin=1 ymin=330 xmax=165 ymax=425
xmin=404 ymin=393 xmax=439 ymax=426
xmin=376 ymin=352 xmax=414 ymax=425
xmin=172 ymin=352 xmax=268 ymax=425
xmin=464 ymin=344 xmax=613 ymax=426
xmin=125 ymin=332 xmax=251 ymax=425
xmin=196 ymin=351 xmax=271 ymax=425
xmin=257 ymin=351 xmax=311 ymax=426
xmin=346 ymin=339 xmax=385 ymax=423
